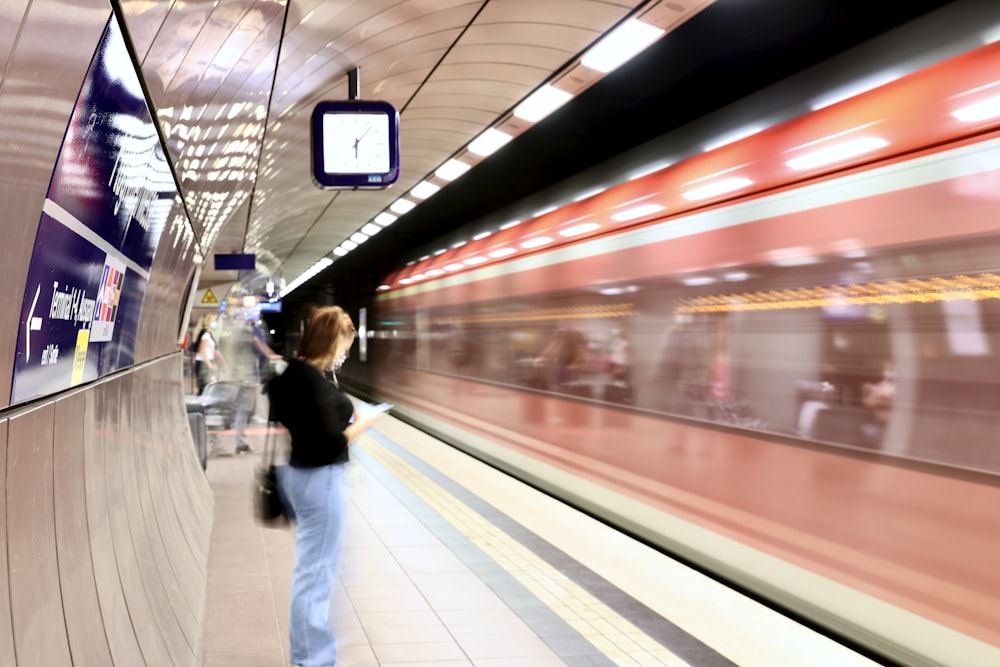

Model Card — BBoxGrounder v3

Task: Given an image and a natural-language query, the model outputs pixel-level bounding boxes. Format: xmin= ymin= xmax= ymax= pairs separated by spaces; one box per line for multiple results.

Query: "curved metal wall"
xmin=0 ymin=2 xmax=213 ymax=665
xmin=0 ymin=356 xmax=212 ymax=666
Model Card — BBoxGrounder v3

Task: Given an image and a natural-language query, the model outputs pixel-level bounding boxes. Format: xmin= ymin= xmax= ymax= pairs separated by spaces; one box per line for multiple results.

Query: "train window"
xmin=378 ymin=230 xmax=1000 ymax=474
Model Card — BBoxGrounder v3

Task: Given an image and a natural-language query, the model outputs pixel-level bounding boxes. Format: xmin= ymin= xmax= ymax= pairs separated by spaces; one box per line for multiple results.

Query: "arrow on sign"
xmin=25 ymin=284 xmax=43 ymax=360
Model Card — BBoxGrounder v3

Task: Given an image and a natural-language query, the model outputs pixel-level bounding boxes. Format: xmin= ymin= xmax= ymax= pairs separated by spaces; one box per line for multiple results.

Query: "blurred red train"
xmin=370 ymin=12 xmax=1000 ymax=666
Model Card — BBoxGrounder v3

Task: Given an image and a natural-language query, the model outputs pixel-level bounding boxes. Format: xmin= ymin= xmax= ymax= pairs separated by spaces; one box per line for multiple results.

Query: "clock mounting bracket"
xmin=310 ymin=67 xmax=400 ymax=190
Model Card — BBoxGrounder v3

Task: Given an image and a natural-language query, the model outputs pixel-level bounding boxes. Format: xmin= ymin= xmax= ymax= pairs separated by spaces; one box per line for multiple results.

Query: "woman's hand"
xmin=344 ymin=411 xmax=386 ymax=444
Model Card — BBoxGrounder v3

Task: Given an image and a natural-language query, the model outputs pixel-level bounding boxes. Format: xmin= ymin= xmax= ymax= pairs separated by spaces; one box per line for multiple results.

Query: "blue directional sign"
xmin=11 ymin=15 xmax=176 ymax=404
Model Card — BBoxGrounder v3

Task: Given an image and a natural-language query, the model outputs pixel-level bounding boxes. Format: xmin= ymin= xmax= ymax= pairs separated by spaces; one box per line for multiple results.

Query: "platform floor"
xmin=198 ymin=409 xmax=884 ymax=667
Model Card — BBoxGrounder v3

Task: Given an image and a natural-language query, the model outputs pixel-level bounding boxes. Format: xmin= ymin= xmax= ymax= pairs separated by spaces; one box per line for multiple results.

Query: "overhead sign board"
xmin=214 ymin=253 xmax=255 ymax=271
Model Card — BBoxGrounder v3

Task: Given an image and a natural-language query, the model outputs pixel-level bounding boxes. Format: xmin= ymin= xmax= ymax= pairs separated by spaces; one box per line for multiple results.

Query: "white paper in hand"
xmin=355 ymin=401 xmax=392 ymax=420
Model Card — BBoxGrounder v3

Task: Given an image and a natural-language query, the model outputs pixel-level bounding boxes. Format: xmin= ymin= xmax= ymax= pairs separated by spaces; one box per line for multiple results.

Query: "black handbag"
xmin=253 ymin=423 xmax=287 ymax=526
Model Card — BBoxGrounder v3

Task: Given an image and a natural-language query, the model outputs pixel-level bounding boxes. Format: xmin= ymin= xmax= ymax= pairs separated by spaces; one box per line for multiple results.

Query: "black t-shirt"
xmin=266 ymin=359 xmax=352 ymax=467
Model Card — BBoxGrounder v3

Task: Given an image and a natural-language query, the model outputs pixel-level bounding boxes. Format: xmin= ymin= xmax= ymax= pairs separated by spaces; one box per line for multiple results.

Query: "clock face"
xmin=322 ymin=112 xmax=390 ymax=174
xmin=310 ymin=100 xmax=400 ymax=189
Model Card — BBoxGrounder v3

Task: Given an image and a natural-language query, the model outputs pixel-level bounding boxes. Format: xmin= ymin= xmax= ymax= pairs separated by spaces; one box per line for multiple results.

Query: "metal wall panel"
xmin=149 ymin=357 xmax=214 ymax=558
xmin=136 ymin=392 xmax=200 ymax=631
xmin=53 ymin=392 xmax=115 ymax=666
xmin=118 ymin=373 xmax=194 ymax=666
xmin=62 ymin=357 xmax=212 ymax=667
xmin=102 ymin=376 xmax=176 ymax=666
xmin=85 ymin=379 xmax=155 ymax=667
xmin=117 ymin=0 xmax=173 ymax=60
xmin=133 ymin=366 xmax=206 ymax=649
xmin=135 ymin=195 xmax=199 ymax=360
xmin=0 ymin=420 xmax=14 ymax=666
xmin=7 ymin=404 xmax=73 ymax=665
xmin=0 ymin=1 xmax=30 ymax=72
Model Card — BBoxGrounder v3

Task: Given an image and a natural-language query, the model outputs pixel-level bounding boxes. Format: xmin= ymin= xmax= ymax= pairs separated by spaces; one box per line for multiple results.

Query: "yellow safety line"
xmin=359 ymin=436 xmax=691 ymax=667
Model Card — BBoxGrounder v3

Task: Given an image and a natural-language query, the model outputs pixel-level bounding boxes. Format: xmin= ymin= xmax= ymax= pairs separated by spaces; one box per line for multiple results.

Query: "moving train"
xmin=365 ymin=7 xmax=1000 ymax=666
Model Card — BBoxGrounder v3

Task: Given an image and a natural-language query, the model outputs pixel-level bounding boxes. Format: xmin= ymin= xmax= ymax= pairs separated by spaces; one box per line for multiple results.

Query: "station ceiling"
xmin=119 ymin=0 xmax=954 ymax=309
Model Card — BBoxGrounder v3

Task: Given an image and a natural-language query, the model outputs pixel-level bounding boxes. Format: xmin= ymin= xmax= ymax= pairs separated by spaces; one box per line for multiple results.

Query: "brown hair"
xmin=296 ymin=305 xmax=355 ymax=365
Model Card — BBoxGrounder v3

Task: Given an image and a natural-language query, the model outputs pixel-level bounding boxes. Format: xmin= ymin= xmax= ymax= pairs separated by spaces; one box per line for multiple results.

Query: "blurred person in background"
xmin=250 ymin=319 xmax=283 ymax=423
xmin=223 ymin=319 xmax=263 ymax=454
xmin=192 ymin=312 xmax=219 ymax=395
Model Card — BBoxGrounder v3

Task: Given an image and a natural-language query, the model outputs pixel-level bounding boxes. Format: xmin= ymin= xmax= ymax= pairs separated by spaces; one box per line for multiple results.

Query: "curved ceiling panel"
xmin=116 ymin=0 xmax=707 ymax=295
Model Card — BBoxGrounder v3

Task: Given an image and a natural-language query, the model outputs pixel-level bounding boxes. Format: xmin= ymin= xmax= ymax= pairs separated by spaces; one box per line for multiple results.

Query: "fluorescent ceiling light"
xmin=599 ymin=286 xmax=638 ymax=295
xmin=951 ymin=95 xmax=1000 ymax=122
xmin=581 ymin=18 xmax=665 ymax=74
xmin=473 ymin=231 xmax=492 ymax=241
xmin=426 ymin=269 xmax=445 ymax=277
xmin=451 ymin=240 xmax=467 ymax=249
xmin=374 ymin=212 xmax=397 ymax=225
xmin=434 ymin=248 xmax=447 ymax=256
xmin=574 ymin=186 xmax=606 ymax=201
xmin=361 ymin=223 xmax=381 ymax=235
xmin=279 ymin=257 xmax=333 ymax=297
xmin=682 ymin=177 xmax=753 ymax=201
xmin=724 ymin=271 xmax=749 ymax=281
xmin=683 ymin=276 xmax=716 ymax=286
xmin=400 ymin=278 xmax=412 ymax=285
xmin=810 ymin=72 xmax=900 ymax=110
xmin=436 ymin=159 xmax=471 ymax=181
xmin=410 ymin=181 xmax=440 ymax=199
xmin=341 ymin=240 xmax=358 ymax=251
xmin=444 ymin=263 xmax=464 ymax=271
xmin=463 ymin=256 xmax=488 ymax=266
xmin=559 ymin=222 xmax=600 ymax=237
xmin=350 ymin=232 xmax=368 ymax=244
xmin=767 ymin=247 xmax=817 ymax=267
xmin=786 ymin=137 xmax=889 ymax=170
xmin=489 ymin=247 xmax=516 ymax=258
xmin=521 ymin=236 xmax=553 ymax=249
xmin=390 ymin=199 xmax=416 ymax=214
xmin=628 ymin=161 xmax=672 ymax=181
xmin=500 ymin=219 xmax=522 ymax=230
xmin=514 ymin=84 xmax=573 ymax=122
xmin=774 ymin=255 xmax=819 ymax=267
xmin=468 ymin=128 xmax=512 ymax=156
xmin=703 ymin=125 xmax=766 ymax=152
xmin=332 ymin=247 xmax=348 ymax=256
xmin=611 ymin=203 xmax=664 ymax=222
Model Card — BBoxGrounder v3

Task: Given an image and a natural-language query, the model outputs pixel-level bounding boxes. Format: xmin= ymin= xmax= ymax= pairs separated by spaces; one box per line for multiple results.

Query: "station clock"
xmin=310 ymin=100 xmax=400 ymax=189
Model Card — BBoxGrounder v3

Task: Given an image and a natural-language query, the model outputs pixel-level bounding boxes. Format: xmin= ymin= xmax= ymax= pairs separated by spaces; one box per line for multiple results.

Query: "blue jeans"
xmin=276 ymin=463 xmax=347 ymax=667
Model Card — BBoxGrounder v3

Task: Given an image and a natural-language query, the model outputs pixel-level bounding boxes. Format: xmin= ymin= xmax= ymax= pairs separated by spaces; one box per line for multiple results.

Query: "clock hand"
xmin=353 ymin=126 xmax=371 ymax=159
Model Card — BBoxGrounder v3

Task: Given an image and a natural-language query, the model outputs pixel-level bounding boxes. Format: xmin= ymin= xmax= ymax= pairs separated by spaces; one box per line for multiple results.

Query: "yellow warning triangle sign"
xmin=201 ymin=288 xmax=219 ymax=305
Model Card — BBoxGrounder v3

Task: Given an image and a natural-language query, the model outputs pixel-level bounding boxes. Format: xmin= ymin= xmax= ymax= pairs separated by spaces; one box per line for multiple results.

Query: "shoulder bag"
xmin=253 ymin=423 xmax=288 ymax=527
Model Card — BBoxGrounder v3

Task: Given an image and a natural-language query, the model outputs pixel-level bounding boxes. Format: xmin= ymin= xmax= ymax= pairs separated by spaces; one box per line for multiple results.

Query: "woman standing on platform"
xmin=266 ymin=305 xmax=384 ymax=667
xmin=192 ymin=312 xmax=219 ymax=395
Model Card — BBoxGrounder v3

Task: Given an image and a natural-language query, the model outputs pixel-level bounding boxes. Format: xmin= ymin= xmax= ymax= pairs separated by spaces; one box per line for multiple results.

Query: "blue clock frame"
xmin=310 ymin=99 xmax=400 ymax=189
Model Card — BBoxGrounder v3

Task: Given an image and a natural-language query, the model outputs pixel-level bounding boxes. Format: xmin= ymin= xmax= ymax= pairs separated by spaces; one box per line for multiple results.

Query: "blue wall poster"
xmin=11 ymin=15 xmax=176 ymax=404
